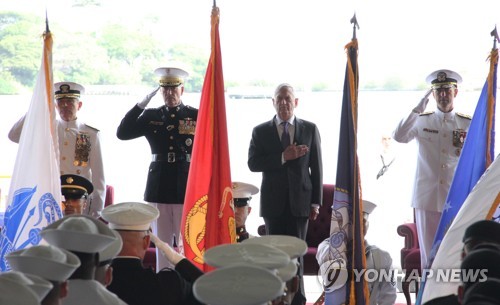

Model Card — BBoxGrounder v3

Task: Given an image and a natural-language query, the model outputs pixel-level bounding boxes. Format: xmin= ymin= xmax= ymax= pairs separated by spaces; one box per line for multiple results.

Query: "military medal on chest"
xmin=178 ymin=118 xmax=196 ymax=135
xmin=453 ymin=129 xmax=467 ymax=156
xmin=74 ymin=132 xmax=91 ymax=167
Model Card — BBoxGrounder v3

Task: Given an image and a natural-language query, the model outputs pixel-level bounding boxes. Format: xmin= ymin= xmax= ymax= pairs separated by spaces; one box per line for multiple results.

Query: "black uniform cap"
xmin=61 ymin=174 xmax=93 ymax=198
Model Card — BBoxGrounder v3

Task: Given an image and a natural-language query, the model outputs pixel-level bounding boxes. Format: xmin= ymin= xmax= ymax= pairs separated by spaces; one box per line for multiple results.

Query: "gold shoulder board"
xmin=456 ymin=112 xmax=472 ymax=120
xmin=419 ymin=111 xmax=434 ymax=116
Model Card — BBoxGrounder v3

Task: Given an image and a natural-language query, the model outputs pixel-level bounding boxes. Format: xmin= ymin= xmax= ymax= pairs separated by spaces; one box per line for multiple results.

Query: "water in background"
xmin=0 ymin=90 xmax=486 ymax=268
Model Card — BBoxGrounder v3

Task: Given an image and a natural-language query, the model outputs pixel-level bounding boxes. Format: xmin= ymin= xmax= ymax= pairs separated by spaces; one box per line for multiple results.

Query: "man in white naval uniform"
xmin=8 ymin=82 xmax=105 ymax=218
xmin=317 ymin=200 xmax=397 ymax=305
xmin=40 ymin=214 xmax=127 ymax=305
xmin=393 ymin=69 xmax=471 ymax=269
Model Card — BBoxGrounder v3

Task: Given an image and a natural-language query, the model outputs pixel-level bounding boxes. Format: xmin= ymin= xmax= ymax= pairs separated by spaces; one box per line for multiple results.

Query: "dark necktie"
xmin=281 ymin=121 xmax=290 ymax=149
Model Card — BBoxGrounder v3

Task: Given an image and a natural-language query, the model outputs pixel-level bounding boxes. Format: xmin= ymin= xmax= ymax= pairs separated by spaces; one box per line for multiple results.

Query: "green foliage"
xmin=0 ymin=12 xmax=43 ymax=88
xmin=0 ymin=10 xmax=209 ymax=93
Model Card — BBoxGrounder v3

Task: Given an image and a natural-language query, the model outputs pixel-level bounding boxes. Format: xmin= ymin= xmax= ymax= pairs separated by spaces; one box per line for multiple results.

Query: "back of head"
xmin=462 ymin=278 xmax=500 ymax=305
xmin=460 ymin=248 xmax=500 ymax=289
xmin=462 ymin=220 xmax=500 ymax=252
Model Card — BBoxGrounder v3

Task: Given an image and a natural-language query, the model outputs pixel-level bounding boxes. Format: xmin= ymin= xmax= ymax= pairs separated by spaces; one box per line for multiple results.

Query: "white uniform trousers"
xmin=415 ymin=208 xmax=442 ymax=269
xmin=149 ymin=202 xmax=183 ymax=271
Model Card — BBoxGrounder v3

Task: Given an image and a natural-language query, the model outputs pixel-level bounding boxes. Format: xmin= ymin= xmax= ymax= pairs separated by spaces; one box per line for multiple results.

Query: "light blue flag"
xmin=0 ymin=29 xmax=63 ymax=271
xmin=417 ymin=48 xmax=497 ymax=304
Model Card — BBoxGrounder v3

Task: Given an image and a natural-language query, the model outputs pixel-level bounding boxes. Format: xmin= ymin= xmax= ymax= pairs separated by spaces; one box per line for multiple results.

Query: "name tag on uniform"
xmin=423 ymin=128 xmax=439 ymax=134
xmin=179 ymin=119 xmax=196 ymax=135
xmin=149 ymin=121 xmax=164 ymax=126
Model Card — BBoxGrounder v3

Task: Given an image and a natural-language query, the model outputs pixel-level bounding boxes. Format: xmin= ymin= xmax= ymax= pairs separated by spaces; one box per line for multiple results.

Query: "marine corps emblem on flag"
xmin=453 ymin=129 xmax=467 ymax=148
xmin=184 ymin=196 xmax=208 ymax=264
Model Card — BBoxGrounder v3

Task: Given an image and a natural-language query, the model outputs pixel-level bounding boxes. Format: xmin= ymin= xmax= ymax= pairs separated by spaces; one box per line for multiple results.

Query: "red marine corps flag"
xmin=180 ymin=4 xmax=235 ymax=271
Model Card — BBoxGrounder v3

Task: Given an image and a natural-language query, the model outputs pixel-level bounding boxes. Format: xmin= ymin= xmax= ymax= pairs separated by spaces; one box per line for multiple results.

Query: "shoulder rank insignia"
xmin=84 ymin=124 xmax=99 ymax=132
xmin=419 ymin=111 xmax=434 ymax=116
xmin=456 ymin=112 xmax=472 ymax=120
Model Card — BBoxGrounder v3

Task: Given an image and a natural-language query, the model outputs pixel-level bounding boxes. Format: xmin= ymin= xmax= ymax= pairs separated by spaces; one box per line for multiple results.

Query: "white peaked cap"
xmin=232 ymin=181 xmax=259 ymax=198
xmin=0 ymin=271 xmax=52 ymax=301
xmin=204 ymin=243 xmax=290 ymax=270
xmin=242 ymin=235 xmax=308 ymax=259
xmin=362 ymin=200 xmax=377 ymax=215
xmin=7 ymin=244 xmax=80 ymax=282
xmin=40 ymin=215 xmax=117 ymax=253
xmin=0 ymin=273 xmax=41 ymax=305
xmin=101 ymin=202 xmax=159 ymax=231
xmin=194 ymin=264 xmax=284 ymax=305
xmin=99 ymin=229 xmax=123 ymax=264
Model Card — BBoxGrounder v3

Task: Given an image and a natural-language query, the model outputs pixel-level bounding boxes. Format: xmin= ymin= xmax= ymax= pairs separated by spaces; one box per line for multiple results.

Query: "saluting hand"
xmin=138 ymin=86 xmax=160 ymax=109
xmin=412 ymin=88 xmax=433 ymax=114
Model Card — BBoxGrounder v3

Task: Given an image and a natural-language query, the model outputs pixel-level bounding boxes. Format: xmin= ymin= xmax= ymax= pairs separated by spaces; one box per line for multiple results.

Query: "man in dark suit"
xmin=248 ymin=83 xmax=323 ymax=305
xmin=101 ymin=201 xmax=203 ymax=305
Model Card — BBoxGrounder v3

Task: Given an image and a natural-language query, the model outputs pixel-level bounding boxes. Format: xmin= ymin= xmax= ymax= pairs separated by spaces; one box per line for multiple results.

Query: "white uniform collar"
xmin=435 ymin=108 xmax=455 ymax=120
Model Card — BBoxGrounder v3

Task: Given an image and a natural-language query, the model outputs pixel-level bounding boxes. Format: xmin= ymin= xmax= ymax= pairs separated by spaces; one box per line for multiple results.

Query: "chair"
xmin=258 ymin=184 xmax=334 ymax=276
xmin=397 ymin=222 xmax=421 ymax=305
xmin=104 ymin=185 xmax=114 ymax=207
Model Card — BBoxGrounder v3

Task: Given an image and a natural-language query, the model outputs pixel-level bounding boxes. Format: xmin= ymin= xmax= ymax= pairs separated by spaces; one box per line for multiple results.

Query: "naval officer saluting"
xmin=392 ymin=69 xmax=472 ymax=269
xmin=116 ymin=66 xmax=198 ymax=271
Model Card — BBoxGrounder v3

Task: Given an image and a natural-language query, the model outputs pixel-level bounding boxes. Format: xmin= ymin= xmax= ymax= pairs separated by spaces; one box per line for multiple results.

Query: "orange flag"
xmin=180 ymin=5 xmax=235 ymax=271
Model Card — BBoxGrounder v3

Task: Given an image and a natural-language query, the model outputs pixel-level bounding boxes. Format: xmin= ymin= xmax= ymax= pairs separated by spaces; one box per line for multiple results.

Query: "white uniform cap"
xmin=99 ymin=229 xmax=123 ymax=264
xmin=204 ymin=243 xmax=290 ymax=269
xmin=6 ymin=244 xmax=81 ymax=282
xmin=100 ymin=202 xmax=159 ymax=231
xmin=242 ymin=235 xmax=308 ymax=259
xmin=232 ymin=181 xmax=259 ymax=198
xmin=362 ymin=200 xmax=377 ymax=215
xmin=54 ymin=81 xmax=85 ymax=99
xmin=0 ymin=271 xmax=53 ymax=301
xmin=425 ymin=69 xmax=462 ymax=87
xmin=275 ymin=258 xmax=298 ymax=282
xmin=0 ymin=275 xmax=40 ymax=305
xmin=194 ymin=264 xmax=284 ymax=305
xmin=154 ymin=66 xmax=189 ymax=87
xmin=40 ymin=215 xmax=117 ymax=253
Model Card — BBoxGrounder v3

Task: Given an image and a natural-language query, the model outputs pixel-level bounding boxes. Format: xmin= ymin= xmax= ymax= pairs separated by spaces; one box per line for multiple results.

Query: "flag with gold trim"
xmin=0 ymin=25 xmax=62 ymax=271
xmin=180 ymin=5 xmax=234 ymax=271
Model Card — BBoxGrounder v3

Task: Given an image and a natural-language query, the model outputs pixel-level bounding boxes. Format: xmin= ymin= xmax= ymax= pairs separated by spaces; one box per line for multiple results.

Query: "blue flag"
xmin=418 ymin=47 xmax=497 ymax=304
xmin=319 ymin=34 xmax=369 ymax=305
xmin=0 ymin=29 xmax=63 ymax=271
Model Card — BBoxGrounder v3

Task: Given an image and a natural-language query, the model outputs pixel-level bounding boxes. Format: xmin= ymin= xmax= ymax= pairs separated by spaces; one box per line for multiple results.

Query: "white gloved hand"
xmin=412 ymin=89 xmax=433 ymax=114
xmin=150 ymin=233 xmax=184 ymax=266
xmin=137 ymin=87 xmax=160 ymax=109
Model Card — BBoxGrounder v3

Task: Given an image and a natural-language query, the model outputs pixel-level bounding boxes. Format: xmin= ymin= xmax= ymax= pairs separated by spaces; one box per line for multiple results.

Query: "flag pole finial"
xmin=491 ymin=25 xmax=499 ymax=50
xmin=350 ymin=13 xmax=359 ymax=39
xmin=213 ymin=0 xmax=216 ymax=8
xmin=45 ymin=9 xmax=50 ymax=33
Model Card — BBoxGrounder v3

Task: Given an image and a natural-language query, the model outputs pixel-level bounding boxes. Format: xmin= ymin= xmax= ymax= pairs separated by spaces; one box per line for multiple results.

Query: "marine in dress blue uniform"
xmin=8 ymin=82 xmax=106 ymax=218
xmin=116 ymin=66 xmax=198 ymax=270
xmin=393 ymin=69 xmax=472 ymax=269
xmin=101 ymin=202 xmax=204 ymax=305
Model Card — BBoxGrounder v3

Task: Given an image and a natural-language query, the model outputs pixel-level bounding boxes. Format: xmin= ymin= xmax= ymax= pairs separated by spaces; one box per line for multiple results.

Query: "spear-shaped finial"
xmin=351 ymin=13 xmax=360 ymax=39
xmin=491 ymin=25 xmax=499 ymax=50
xmin=45 ymin=9 xmax=50 ymax=33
